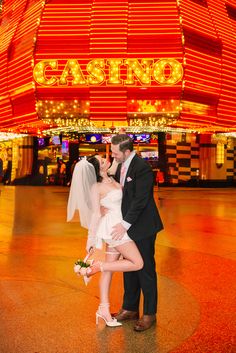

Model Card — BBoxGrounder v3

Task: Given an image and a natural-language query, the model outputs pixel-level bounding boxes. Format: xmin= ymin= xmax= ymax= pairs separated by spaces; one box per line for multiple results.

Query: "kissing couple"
xmin=67 ymin=134 xmax=163 ymax=331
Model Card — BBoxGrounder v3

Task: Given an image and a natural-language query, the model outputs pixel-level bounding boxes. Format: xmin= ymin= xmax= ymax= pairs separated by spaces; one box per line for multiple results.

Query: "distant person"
xmin=0 ymin=158 xmax=3 ymax=182
xmin=56 ymin=159 xmax=66 ymax=186
xmin=3 ymin=160 xmax=12 ymax=185
xmin=66 ymin=159 xmax=78 ymax=186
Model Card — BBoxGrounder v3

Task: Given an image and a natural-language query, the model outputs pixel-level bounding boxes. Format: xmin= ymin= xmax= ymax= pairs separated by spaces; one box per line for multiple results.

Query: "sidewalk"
xmin=0 ymin=186 xmax=235 ymax=353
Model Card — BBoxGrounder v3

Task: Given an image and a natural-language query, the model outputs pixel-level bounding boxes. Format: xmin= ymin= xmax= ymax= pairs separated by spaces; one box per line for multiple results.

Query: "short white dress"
xmin=94 ymin=188 xmax=132 ymax=249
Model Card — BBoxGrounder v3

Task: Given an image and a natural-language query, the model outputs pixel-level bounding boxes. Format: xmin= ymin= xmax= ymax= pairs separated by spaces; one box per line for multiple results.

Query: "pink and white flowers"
xmin=74 ymin=248 xmax=94 ymax=285
xmin=74 ymin=259 xmax=91 ymax=285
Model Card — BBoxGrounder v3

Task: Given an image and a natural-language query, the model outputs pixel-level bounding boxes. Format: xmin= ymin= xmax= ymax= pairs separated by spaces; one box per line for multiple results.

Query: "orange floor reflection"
xmin=0 ymin=186 xmax=235 ymax=353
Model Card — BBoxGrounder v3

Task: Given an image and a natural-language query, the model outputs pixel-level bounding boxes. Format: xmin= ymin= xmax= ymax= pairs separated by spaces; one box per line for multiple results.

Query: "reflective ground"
xmin=0 ymin=186 xmax=235 ymax=353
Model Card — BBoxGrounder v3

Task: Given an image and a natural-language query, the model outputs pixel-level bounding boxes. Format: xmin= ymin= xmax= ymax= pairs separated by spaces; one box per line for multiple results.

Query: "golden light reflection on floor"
xmin=0 ymin=185 xmax=235 ymax=353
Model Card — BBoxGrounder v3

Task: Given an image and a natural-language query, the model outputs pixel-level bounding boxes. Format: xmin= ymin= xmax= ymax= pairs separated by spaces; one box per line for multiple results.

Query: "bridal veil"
xmin=67 ymin=158 xmax=97 ymax=228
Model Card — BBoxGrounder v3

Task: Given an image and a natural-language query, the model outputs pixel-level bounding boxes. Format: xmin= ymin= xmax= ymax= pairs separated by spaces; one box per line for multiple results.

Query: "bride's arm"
xmin=86 ymin=183 xmax=101 ymax=251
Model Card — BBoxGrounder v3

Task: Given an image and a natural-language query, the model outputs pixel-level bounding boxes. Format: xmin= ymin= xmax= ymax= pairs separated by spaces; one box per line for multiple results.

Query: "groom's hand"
xmin=111 ymin=223 xmax=126 ymax=240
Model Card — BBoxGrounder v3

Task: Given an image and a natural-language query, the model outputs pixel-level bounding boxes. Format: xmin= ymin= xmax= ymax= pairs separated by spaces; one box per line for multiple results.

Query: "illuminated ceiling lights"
xmin=36 ymin=99 xmax=91 ymax=128
xmin=0 ymin=132 xmax=28 ymax=142
xmin=127 ymin=99 xmax=181 ymax=129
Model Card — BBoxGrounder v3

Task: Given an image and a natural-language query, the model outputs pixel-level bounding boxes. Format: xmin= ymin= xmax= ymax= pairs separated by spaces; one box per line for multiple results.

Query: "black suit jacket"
xmin=115 ymin=154 xmax=163 ymax=241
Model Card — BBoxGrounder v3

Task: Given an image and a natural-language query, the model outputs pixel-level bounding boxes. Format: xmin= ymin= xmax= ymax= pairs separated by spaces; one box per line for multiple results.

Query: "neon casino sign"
xmin=33 ymin=58 xmax=183 ymax=87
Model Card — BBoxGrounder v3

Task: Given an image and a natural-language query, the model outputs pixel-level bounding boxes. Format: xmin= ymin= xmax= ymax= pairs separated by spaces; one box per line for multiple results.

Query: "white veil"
xmin=67 ymin=158 xmax=97 ymax=228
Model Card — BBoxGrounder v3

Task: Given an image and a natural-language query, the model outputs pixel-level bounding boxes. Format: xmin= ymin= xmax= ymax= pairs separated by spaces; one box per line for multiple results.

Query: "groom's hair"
xmin=111 ymin=134 xmax=133 ymax=152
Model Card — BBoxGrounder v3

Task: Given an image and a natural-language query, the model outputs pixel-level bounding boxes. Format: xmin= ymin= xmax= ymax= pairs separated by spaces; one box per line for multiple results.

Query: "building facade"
xmin=0 ymin=0 xmax=236 ymax=184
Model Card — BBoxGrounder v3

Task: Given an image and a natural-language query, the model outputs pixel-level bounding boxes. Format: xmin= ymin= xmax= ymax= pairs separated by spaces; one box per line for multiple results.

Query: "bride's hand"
xmin=100 ymin=206 xmax=108 ymax=217
xmin=111 ymin=223 xmax=126 ymax=240
xmin=86 ymin=236 xmax=96 ymax=253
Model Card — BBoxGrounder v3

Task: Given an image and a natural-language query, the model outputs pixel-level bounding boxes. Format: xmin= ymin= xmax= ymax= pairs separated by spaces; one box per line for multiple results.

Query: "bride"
xmin=67 ymin=155 xmax=143 ymax=327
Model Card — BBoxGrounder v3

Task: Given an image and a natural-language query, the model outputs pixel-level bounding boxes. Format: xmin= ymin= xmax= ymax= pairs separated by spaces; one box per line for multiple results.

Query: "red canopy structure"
xmin=0 ymin=0 xmax=236 ymax=133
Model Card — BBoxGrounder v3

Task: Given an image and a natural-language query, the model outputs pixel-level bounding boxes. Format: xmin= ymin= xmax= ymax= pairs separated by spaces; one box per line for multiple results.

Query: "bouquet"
xmin=74 ymin=247 xmax=94 ymax=285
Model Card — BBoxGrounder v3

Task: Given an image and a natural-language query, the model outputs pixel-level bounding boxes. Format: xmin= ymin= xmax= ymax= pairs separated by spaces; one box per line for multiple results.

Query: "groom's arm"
xmin=111 ymin=161 xmax=154 ymax=240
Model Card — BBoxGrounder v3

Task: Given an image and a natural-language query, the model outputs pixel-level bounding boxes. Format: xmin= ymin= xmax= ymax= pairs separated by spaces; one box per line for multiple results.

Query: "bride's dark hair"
xmin=87 ymin=155 xmax=103 ymax=182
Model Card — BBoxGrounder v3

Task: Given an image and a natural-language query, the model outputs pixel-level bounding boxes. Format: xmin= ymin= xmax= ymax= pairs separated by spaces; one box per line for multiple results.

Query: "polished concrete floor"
xmin=0 ymin=185 xmax=235 ymax=353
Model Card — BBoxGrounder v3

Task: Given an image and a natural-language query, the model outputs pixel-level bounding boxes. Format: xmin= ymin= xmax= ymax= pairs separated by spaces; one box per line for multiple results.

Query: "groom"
xmin=110 ymin=134 xmax=163 ymax=332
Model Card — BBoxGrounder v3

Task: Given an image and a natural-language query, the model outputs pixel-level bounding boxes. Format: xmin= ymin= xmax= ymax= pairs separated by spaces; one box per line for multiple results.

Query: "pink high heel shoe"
xmin=96 ymin=303 xmax=122 ymax=327
xmin=86 ymin=261 xmax=103 ymax=278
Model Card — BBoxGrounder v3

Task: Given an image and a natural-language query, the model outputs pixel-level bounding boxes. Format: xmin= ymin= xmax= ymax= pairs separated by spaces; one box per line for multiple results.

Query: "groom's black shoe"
xmin=114 ymin=309 xmax=139 ymax=321
xmin=134 ymin=314 xmax=156 ymax=332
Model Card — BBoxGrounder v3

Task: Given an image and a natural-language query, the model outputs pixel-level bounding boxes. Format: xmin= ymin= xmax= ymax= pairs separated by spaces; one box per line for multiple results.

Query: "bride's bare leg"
xmin=98 ymin=245 xmax=120 ymax=322
xmin=87 ymin=241 xmax=143 ymax=276
xmin=102 ymin=241 xmax=143 ymax=272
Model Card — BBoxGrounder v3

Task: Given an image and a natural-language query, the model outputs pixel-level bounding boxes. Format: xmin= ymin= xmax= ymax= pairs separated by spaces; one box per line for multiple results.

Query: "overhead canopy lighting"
xmin=0 ymin=132 xmax=28 ymax=142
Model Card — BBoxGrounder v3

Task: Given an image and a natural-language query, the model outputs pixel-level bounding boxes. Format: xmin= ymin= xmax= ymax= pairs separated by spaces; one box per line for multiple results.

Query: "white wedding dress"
xmin=91 ymin=188 xmax=132 ymax=249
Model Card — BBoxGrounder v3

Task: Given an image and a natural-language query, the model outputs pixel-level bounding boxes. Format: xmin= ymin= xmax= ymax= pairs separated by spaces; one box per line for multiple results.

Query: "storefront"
xmin=0 ymin=133 xmax=34 ymax=184
xmin=33 ymin=130 xmax=235 ymax=186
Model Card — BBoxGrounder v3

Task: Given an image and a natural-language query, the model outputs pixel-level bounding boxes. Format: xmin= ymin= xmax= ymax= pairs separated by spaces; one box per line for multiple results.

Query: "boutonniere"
xmin=126 ymin=176 xmax=132 ymax=182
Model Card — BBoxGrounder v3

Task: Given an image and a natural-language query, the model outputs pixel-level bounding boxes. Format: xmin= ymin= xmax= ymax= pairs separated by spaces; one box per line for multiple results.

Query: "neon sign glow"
xmin=33 ymin=58 xmax=183 ymax=87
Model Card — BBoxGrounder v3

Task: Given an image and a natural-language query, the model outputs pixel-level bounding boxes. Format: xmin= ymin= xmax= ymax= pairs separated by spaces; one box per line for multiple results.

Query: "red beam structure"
xmin=0 ymin=0 xmax=236 ymax=133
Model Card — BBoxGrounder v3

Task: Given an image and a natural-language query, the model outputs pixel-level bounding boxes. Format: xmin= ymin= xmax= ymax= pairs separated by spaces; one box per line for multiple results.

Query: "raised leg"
xmin=87 ymin=240 xmax=143 ymax=276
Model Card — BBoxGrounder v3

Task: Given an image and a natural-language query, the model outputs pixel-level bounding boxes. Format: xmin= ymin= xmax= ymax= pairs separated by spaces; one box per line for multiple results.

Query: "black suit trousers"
xmin=122 ymin=235 xmax=157 ymax=315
